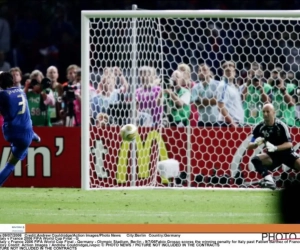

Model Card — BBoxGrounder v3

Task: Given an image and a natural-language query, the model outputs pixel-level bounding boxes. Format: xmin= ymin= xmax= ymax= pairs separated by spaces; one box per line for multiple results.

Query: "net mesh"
xmin=87 ymin=16 xmax=300 ymax=189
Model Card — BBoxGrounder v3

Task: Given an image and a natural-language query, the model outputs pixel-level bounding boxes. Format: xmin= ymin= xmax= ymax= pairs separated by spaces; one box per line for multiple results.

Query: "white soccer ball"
xmin=120 ymin=124 xmax=138 ymax=142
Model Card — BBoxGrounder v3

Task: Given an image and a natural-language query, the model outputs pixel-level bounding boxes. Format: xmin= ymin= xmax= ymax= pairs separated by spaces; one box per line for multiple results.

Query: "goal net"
xmin=81 ymin=9 xmax=300 ymax=190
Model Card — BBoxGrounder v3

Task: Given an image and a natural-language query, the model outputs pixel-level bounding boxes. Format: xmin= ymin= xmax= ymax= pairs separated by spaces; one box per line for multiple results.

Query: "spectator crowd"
xmin=1 ymin=60 xmax=300 ymax=129
xmin=1 ymin=1 xmax=300 ymax=129
xmin=91 ymin=61 xmax=300 ymax=129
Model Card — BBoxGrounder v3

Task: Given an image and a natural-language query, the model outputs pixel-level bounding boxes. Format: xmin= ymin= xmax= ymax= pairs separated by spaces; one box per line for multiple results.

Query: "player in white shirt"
xmin=216 ymin=61 xmax=244 ymax=127
xmin=191 ymin=63 xmax=219 ymax=126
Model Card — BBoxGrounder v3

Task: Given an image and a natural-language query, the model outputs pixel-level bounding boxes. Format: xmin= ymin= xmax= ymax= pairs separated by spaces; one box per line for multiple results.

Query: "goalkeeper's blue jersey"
xmin=0 ymin=87 xmax=32 ymax=134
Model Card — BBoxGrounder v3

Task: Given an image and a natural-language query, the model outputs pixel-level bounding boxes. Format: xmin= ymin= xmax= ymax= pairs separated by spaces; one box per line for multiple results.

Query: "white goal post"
xmin=81 ymin=9 xmax=300 ymax=190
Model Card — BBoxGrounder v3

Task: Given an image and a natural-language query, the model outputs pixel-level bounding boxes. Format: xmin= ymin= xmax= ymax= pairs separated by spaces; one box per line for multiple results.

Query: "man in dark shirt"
xmin=247 ymin=103 xmax=300 ymax=190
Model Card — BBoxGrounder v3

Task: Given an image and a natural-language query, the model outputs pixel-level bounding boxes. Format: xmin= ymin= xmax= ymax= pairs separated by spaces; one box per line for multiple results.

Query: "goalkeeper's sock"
xmin=251 ymin=156 xmax=269 ymax=177
xmin=0 ymin=162 xmax=15 ymax=187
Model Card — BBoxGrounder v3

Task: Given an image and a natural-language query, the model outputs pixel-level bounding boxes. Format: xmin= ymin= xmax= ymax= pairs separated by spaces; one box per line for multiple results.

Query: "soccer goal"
xmin=81 ymin=7 xmax=300 ymax=190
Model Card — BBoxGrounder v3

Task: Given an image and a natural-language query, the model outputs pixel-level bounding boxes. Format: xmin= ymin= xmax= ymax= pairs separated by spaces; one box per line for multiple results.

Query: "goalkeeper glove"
xmin=266 ymin=141 xmax=277 ymax=152
xmin=254 ymin=137 xmax=264 ymax=146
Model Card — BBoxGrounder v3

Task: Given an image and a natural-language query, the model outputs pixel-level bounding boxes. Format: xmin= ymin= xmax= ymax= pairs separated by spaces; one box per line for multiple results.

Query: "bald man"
xmin=247 ymin=103 xmax=300 ymax=190
xmin=46 ymin=66 xmax=63 ymax=125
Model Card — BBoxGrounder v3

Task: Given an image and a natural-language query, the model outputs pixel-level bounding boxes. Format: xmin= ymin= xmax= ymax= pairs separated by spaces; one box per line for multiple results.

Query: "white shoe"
xmin=33 ymin=134 xmax=41 ymax=143
xmin=259 ymin=179 xmax=276 ymax=190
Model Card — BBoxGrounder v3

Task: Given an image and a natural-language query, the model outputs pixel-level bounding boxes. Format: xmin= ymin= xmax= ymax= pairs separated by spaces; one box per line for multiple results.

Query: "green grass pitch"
xmin=0 ymin=188 xmax=281 ymax=224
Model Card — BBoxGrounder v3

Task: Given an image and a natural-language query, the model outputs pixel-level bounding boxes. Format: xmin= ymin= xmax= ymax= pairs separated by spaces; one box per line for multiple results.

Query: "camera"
xmin=274 ymin=78 xmax=281 ymax=86
xmin=64 ymin=83 xmax=79 ymax=101
xmin=252 ymin=77 xmax=260 ymax=83
xmin=269 ymin=70 xmax=282 ymax=86
xmin=29 ymin=77 xmax=52 ymax=94
xmin=63 ymin=82 xmax=80 ymax=118
xmin=162 ymin=77 xmax=175 ymax=90
xmin=294 ymin=87 xmax=300 ymax=104
xmin=29 ymin=78 xmax=39 ymax=89
xmin=39 ymin=77 xmax=52 ymax=94
xmin=250 ymin=72 xmax=262 ymax=82
xmin=269 ymin=76 xmax=281 ymax=86
xmin=41 ymin=77 xmax=51 ymax=90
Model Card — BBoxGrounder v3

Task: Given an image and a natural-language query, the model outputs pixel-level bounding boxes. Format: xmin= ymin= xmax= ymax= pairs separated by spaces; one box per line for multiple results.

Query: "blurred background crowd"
xmin=1 ymin=0 xmax=300 ymax=128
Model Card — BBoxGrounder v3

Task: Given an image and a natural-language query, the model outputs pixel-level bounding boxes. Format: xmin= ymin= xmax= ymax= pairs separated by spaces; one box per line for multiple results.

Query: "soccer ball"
xmin=120 ymin=124 xmax=138 ymax=142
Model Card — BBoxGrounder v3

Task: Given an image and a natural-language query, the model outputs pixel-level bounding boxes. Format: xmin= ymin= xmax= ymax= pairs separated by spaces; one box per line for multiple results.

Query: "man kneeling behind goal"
xmin=247 ymin=103 xmax=300 ymax=190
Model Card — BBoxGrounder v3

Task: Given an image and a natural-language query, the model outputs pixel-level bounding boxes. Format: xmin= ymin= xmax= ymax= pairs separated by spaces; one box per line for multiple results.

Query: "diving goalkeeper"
xmin=0 ymin=71 xmax=40 ymax=187
xmin=247 ymin=103 xmax=300 ymax=190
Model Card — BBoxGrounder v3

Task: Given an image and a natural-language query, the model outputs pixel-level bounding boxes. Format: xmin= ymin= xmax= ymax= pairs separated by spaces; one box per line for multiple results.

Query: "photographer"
xmin=156 ymin=70 xmax=191 ymax=127
xmin=62 ymin=70 xmax=80 ymax=127
xmin=91 ymin=67 xmax=128 ymax=126
xmin=242 ymin=69 xmax=270 ymax=125
xmin=266 ymin=69 xmax=295 ymax=126
xmin=46 ymin=66 xmax=64 ymax=126
xmin=24 ymin=70 xmax=55 ymax=126
xmin=136 ymin=66 xmax=162 ymax=127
